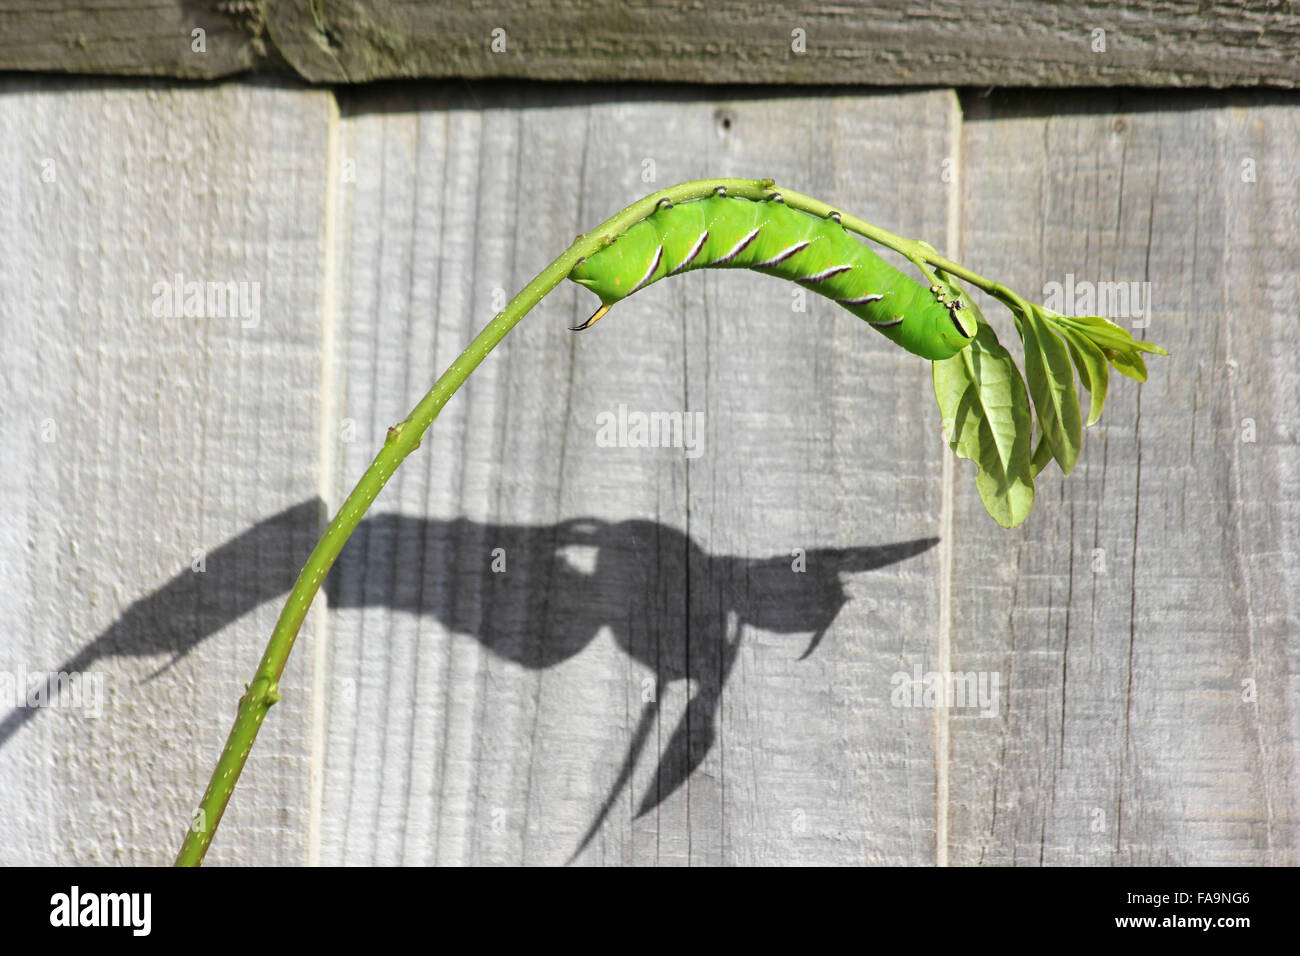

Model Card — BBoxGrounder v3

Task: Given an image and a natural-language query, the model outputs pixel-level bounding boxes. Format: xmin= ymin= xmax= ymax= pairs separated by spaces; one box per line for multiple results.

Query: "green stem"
xmin=173 ymin=177 xmax=776 ymax=866
xmin=175 ymin=176 xmax=1053 ymax=865
xmin=770 ymin=185 xmax=1020 ymax=308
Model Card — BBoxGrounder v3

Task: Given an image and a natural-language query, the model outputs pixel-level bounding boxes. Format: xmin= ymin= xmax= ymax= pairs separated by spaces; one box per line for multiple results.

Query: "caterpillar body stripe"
xmin=568 ymin=195 xmax=976 ymax=361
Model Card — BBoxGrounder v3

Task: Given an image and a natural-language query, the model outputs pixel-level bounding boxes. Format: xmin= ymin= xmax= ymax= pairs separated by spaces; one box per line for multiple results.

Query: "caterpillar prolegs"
xmin=569 ymin=193 xmax=976 ymax=361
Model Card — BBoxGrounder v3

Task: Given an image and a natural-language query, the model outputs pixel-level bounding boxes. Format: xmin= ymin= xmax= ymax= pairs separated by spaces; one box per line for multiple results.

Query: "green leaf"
xmin=1029 ymin=425 xmax=1053 ymax=478
xmin=933 ymin=313 xmax=1035 ymax=528
xmin=1057 ymin=325 xmax=1110 ymax=426
xmin=1046 ymin=311 xmax=1166 ymax=356
xmin=1103 ymin=346 xmax=1149 ymax=382
xmin=1017 ymin=303 xmax=1083 ymax=476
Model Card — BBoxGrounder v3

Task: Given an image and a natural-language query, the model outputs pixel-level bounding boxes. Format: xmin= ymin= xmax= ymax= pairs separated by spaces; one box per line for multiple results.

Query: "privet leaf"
xmin=1017 ymin=303 xmax=1083 ymax=476
xmin=932 ymin=282 xmax=1035 ymax=528
xmin=1103 ymin=346 xmax=1149 ymax=382
xmin=1039 ymin=308 xmax=1160 ymax=387
xmin=1047 ymin=311 xmax=1166 ymax=355
xmin=1029 ymin=425 xmax=1054 ymax=478
xmin=1057 ymin=324 xmax=1110 ymax=426
xmin=925 ymin=268 xmax=1166 ymax=526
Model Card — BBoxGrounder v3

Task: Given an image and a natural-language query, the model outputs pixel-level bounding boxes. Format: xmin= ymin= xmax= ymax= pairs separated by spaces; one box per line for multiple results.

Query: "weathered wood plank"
xmin=2 ymin=75 xmax=1292 ymax=868
xmin=317 ymin=86 xmax=959 ymax=864
xmin=0 ymin=78 xmax=332 ymax=865
xmin=3 ymin=1 xmax=1300 ymax=89
xmin=948 ymin=91 xmax=1298 ymax=865
xmin=0 ymin=1 xmax=261 ymax=78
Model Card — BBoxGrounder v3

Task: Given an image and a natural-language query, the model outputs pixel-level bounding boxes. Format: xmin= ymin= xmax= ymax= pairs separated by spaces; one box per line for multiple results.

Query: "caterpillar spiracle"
xmin=569 ymin=192 xmax=976 ymax=361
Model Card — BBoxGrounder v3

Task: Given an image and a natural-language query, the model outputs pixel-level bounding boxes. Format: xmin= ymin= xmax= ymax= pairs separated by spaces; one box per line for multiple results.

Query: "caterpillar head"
xmin=940 ymin=301 xmax=977 ymax=353
xmin=897 ymin=299 xmax=975 ymax=360
xmin=925 ymin=285 xmax=977 ymax=359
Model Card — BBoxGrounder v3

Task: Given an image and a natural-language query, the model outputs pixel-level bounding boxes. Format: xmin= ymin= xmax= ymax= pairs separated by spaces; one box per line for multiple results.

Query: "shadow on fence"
xmin=2 ymin=499 xmax=938 ymax=860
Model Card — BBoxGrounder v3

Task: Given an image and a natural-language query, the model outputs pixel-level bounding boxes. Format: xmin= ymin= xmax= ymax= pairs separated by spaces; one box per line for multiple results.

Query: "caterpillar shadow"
xmin=1 ymin=500 xmax=937 ymax=861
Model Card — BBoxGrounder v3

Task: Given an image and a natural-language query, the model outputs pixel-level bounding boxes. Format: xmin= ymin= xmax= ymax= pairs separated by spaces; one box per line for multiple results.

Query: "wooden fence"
xmin=0 ymin=4 xmax=1295 ymax=866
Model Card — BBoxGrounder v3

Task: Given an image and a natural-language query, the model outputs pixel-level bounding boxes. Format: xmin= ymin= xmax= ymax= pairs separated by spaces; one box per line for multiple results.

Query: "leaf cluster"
xmin=931 ymin=272 xmax=1166 ymax=527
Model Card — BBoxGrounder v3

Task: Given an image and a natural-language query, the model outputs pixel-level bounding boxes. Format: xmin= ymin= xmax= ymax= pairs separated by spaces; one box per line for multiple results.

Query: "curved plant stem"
xmin=174 ymin=178 xmax=778 ymax=865
xmin=174 ymin=176 xmax=1049 ymax=866
xmin=771 ymin=186 xmax=1018 ymax=308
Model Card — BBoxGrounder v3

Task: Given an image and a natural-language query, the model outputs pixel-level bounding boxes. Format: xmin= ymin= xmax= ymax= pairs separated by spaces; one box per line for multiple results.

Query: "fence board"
xmin=317 ymin=86 xmax=958 ymax=865
xmin=948 ymin=91 xmax=1298 ymax=865
xmin=1 ymin=77 xmax=1294 ymax=867
xmin=2 ymin=2 xmax=1299 ymax=89
xmin=0 ymin=78 xmax=331 ymax=865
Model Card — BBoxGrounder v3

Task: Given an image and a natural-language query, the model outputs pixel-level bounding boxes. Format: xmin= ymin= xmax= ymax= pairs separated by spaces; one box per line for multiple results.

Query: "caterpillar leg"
xmin=570 ymin=303 xmax=611 ymax=331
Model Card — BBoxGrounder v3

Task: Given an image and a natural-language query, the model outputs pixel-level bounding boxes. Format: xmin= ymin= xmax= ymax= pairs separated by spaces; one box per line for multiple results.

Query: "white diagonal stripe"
xmin=669 ymin=231 xmax=710 ymax=275
xmin=630 ymin=245 xmax=664 ymax=294
xmin=751 ymin=240 xmax=809 ymax=268
xmin=712 ymin=228 xmax=761 ymax=265
xmin=797 ymin=265 xmax=852 ymax=284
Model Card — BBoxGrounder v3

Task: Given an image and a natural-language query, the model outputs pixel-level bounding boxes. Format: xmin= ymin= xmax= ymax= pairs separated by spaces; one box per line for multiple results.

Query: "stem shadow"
xmin=2 ymin=500 xmax=938 ymax=860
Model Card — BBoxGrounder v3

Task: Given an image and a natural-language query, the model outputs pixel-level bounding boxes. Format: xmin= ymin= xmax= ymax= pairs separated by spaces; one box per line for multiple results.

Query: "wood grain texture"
xmin=3 ymin=1 xmax=1300 ymax=89
xmin=0 ymin=78 xmax=332 ymax=865
xmin=316 ymin=86 xmax=959 ymax=864
xmin=948 ymin=90 xmax=1298 ymax=865
xmin=1 ymin=77 xmax=1294 ymax=868
xmin=0 ymin=1 xmax=262 ymax=78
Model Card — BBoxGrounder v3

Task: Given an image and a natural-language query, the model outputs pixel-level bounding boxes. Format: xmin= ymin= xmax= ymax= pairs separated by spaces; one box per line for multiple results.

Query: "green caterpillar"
xmin=569 ymin=191 xmax=976 ymax=361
